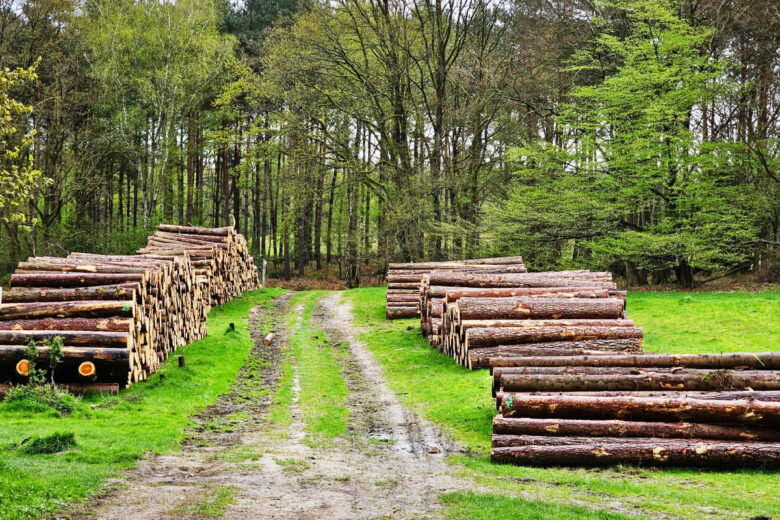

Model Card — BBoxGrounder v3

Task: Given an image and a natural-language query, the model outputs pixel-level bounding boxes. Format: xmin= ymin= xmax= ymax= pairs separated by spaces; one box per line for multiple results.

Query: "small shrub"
xmin=3 ymin=385 xmax=78 ymax=415
xmin=19 ymin=432 xmax=76 ymax=455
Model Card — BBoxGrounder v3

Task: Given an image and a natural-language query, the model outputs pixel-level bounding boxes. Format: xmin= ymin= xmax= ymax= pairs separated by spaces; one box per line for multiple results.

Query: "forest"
xmin=0 ymin=0 xmax=778 ymax=288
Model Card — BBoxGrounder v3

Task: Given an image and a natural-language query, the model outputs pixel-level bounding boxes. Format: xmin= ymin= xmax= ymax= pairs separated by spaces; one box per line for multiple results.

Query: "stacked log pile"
xmin=138 ymin=224 xmax=259 ymax=307
xmin=0 ymin=225 xmax=259 ymax=389
xmin=491 ymin=352 xmax=780 ymax=467
xmin=386 ymin=257 xmax=526 ymax=319
xmin=418 ymin=270 xmax=640 ymax=368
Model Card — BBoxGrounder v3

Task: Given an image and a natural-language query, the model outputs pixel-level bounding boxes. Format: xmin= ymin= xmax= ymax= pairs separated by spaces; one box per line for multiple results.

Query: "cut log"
xmin=0 ymin=330 xmax=132 ymax=349
xmin=78 ymin=361 xmax=97 ymax=382
xmin=0 ymin=301 xmax=136 ymax=320
xmin=0 ymin=317 xmax=134 ymax=332
xmin=492 ymin=416 xmax=780 ymax=441
xmin=470 ymin=340 xmax=644 ymax=370
xmin=465 ymin=326 xmax=644 ymax=349
xmin=10 ymin=273 xmax=144 ymax=288
xmin=264 ymin=333 xmax=274 ymax=346
xmin=458 ymin=319 xmax=634 ymax=333
xmin=490 ymin=441 xmax=780 ymax=468
xmin=1 ymin=285 xmax=138 ymax=303
xmin=428 ymin=272 xmax=616 ymax=289
xmin=489 ymin=352 xmax=780 ymax=371
xmin=455 ymin=297 xmax=625 ymax=320
xmin=386 ymin=306 xmax=418 ymax=319
xmin=498 ymin=369 xmax=780 ymax=392
xmin=499 ymin=394 xmax=780 ymax=426
xmin=15 ymin=359 xmax=29 ymax=377
xmin=0 ymin=345 xmax=130 ymax=362
xmin=157 ymin=224 xmax=234 ymax=236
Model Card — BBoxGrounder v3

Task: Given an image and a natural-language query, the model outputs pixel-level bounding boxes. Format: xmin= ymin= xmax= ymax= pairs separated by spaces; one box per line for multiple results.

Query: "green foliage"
xmin=3 ymin=385 xmax=78 ymax=416
xmin=0 ymin=61 xmax=48 ymax=229
xmin=23 ymin=336 xmax=65 ymax=386
xmin=18 ymin=432 xmax=77 ymax=455
xmin=493 ymin=0 xmax=760 ymax=280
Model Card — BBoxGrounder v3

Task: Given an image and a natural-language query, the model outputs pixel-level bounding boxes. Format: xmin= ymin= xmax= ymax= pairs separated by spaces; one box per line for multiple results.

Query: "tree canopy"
xmin=0 ymin=0 xmax=777 ymax=286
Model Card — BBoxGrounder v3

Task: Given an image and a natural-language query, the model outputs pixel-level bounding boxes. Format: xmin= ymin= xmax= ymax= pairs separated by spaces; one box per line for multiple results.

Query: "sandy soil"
xmin=56 ymin=292 xmax=472 ymax=520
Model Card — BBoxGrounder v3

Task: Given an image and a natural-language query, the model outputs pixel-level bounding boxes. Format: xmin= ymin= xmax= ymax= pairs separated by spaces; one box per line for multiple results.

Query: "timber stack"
xmin=419 ymin=270 xmax=640 ymax=368
xmin=386 ymin=256 xmax=526 ymax=319
xmin=138 ymin=224 xmax=259 ymax=307
xmin=0 ymin=224 xmax=260 ymax=390
xmin=491 ymin=352 xmax=780 ymax=467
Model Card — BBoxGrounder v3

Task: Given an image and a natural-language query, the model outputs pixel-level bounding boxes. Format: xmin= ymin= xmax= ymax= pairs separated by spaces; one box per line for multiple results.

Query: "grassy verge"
xmin=344 ymin=287 xmax=780 ymax=520
xmin=0 ymin=288 xmax=285 ymax=520
xmin=628 ymin=291 xmax=780 ymax=353
xmin=269 ymin=291 xmax=349 ymax=444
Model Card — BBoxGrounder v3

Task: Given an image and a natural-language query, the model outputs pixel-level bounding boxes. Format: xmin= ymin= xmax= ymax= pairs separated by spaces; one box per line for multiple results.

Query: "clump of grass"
xmin=18 ymin=432 xmax=76 ymax=455
xmin=273 ymin=457 xmax=310 ymax=475
xmin=167 ymin=485 xmax=237 ymax=518
xmin=2 ymin=385 xmax=78 ymax=415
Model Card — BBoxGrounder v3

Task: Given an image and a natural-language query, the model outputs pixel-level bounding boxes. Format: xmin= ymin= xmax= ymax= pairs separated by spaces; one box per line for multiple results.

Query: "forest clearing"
xmin=1 ymin=0 xmax=779 ymax=518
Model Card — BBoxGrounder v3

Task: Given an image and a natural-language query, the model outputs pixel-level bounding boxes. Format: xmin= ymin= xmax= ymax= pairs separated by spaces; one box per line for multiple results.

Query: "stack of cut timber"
xmin=138 ymin=224 xmax=260 ymax=307
xmin=491 ymin=352 xmax=780 ymax=467
xmin=386 ymin=257 xmax=526 ymax=319
xmin=0 ymin=224 xmax=260 ymax=390
xmin=419 ymin=269 xmax=640 ymax=368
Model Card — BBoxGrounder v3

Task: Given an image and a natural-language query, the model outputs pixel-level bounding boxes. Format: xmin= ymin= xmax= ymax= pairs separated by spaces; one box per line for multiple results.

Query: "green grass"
xmin=285 ymin=291 xmax=349 ymax=443
xmin=440 ymin=491 xmax=631 ymax=519
xmin=345 ymin=287 xmax=780 ymax=520
xmin=0 ymin=288 xmax=285 ymax=520
xmin=167 ymin=484 xmax=237 ymax=518
xmin=628 ymin=291 xmax=780 ymax=353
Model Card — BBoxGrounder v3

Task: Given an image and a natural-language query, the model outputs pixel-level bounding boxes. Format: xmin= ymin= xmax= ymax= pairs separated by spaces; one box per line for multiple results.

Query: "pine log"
xmin=387 ymin=293 xmax=420 ymax=302
xmin=469 ymin=340 xmax=643 ymax=369
xmin=499 ymin=369 xmax=780 ymax=393
xmin=15 ymin=262 xmax=149 ymax=274
xmin=489 ymin=352 xmax=780 ymax=371
xmin=2 ymin=285 xmax=138 ymax=303
xmin=0 ymin=317 xmax=134 ymax=332
xmin=428 ymin=272 xmax=616 ymax=288
xmin=455 ymin=297 xmax=625 ymax=321
xmin=0 ymin=301 xmax=136 ymax=320
xmin=490 ymin=441 xmax=780 ymax=468
xmin=0 ymin=345 xmax=131 ymax=362
xmin=386 ymin=306 xmax=418 ymax=319
xmin=465 ymin=326 xmax=644 ymax=349
xmin=157 ymin=224 xmax=233 ymax=236
xmin=0 ymin=330 xmax=131 ymax=348
xmin=492 ymin=416 xmax=780 ymax=442
xmin=11 ymin=273 xmax=144 ymax=288
xmin=458 ymin=319 xmax=634 ymax=333
xmin=78 ymin=361 xmax=97 ymax=382
xmin=499 ymin=394 xmax=780 ymax=425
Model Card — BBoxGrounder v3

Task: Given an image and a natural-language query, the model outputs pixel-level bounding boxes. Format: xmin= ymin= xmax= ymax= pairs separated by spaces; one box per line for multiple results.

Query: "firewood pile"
xmin=0 ymin=225 xmax=259 ymax=390
xmin=386 ymin=257 xmax=526 ymax=319
xmin=491 ymin=352 xmax=780 ymax=467
xmin=419 ymin=270 xmax=641 ymax=368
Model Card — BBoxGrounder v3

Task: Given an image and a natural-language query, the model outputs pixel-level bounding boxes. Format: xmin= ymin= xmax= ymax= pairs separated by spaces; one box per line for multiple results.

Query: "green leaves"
xmin=0 ymin=62 xmax=47 ymax=230
xmin=495 ymin=0 xmax=758 ymax=279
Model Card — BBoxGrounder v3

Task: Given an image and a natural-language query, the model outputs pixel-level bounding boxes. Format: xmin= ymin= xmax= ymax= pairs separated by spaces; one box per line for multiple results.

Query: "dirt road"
xmin=61 ymin=292 xmax=471 ymax=520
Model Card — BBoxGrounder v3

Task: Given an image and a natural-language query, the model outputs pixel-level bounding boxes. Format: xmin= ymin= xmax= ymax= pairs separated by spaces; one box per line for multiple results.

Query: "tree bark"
xmin=500 ymin=394 xmax=780 ymax=426
xmin=492 ymin=416 xmax=780 ymax=442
